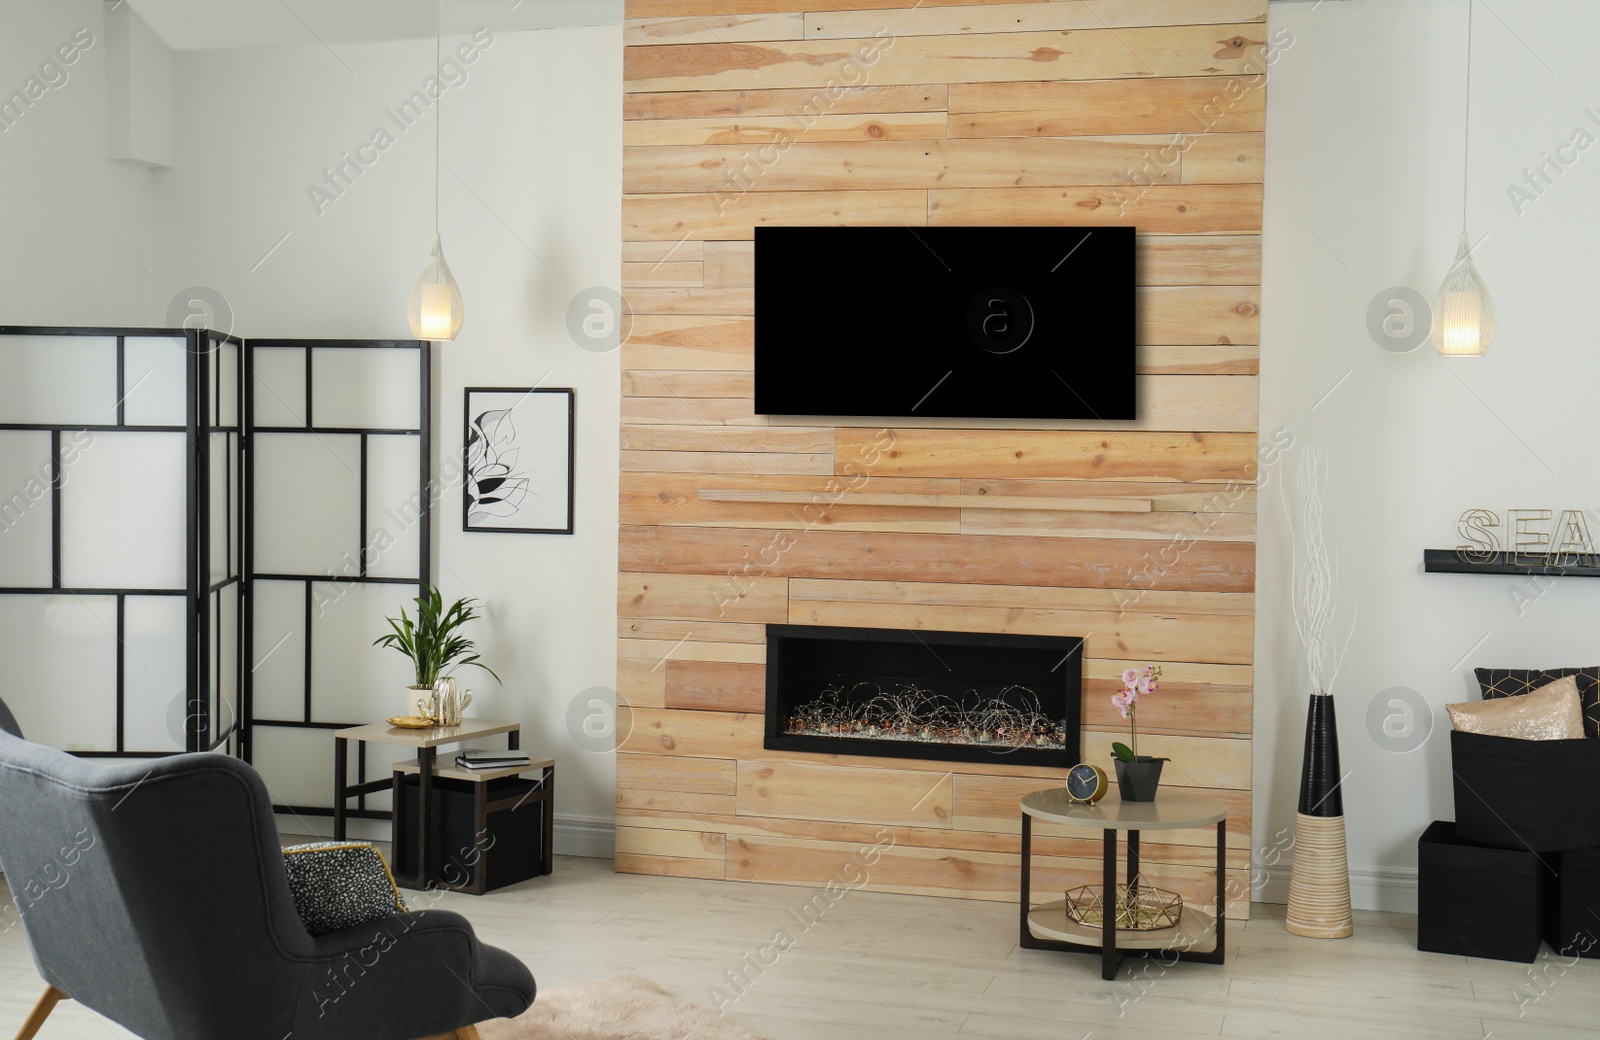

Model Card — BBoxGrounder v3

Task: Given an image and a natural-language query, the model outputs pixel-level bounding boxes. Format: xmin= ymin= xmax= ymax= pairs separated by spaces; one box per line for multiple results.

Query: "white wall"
xmin=151 ymin=26 xmax=623 ymax=849
xmin=1 ymin=3 xmax=622 ymax=853
xmin=0 ymin=0 xmax=157 ymax=323
xmin=1258 ymin=0 xmax=1600 ymax=909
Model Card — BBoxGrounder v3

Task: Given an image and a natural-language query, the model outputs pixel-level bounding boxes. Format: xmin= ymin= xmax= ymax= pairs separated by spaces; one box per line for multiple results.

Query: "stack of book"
xmin=455 ymin=748 xmax=532 ymax=771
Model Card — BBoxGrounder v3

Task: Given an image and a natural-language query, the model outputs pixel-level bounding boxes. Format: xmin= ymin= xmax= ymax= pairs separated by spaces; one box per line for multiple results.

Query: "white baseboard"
xmin=274 ymin=813 xmax=616 ymax=860
xmin=553 ymin=816 xmax=615 ymax=859
xmin=1255 ymin=866 xmax=1418 ymax=914
xmin=1351 ymin=867 xmax=1419 ymax=913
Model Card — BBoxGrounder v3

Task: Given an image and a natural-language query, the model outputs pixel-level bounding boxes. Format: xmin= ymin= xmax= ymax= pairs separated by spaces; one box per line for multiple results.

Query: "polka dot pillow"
xmin=282 ymin=842 xmax=407 ymax=937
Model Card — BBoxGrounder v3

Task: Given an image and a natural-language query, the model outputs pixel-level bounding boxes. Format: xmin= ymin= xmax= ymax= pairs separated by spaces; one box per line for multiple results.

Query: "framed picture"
xmin=462 ymin=387 xmax=574 ymax=534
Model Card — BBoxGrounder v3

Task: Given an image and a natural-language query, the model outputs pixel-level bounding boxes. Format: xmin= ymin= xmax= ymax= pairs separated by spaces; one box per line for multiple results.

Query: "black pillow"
xmin=1475 ymin=667 xmax=1600 ymax=738
xmin=282 ymin=842 xmax=407 ymax=937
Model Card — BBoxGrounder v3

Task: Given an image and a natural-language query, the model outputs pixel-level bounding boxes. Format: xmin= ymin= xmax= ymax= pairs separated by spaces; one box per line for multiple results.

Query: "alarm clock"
xmin=1065 ymin=763 xmax=1109 ymax=804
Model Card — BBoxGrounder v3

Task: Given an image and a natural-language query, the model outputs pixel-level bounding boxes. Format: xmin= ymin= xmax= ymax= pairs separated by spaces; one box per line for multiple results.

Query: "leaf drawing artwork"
xmin=461 ymin=388 xmax=575 ymax=534
xmin=465 ymin=406 xmax=532 ymax=524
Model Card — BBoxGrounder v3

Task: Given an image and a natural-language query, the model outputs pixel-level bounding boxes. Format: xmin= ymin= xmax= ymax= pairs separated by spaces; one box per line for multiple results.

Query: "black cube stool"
xmin=1545 ymin=846 xmax=1600 ymax=958
xmin=392 ymin=758 xmax=555 ymax=894
xmin=1451 ymin=730 xmax=1600 ymax=851
xmin=1418 ymin=820 xmax=1552 ymax=963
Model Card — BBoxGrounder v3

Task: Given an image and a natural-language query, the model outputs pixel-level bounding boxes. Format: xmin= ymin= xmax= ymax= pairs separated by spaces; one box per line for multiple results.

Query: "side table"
xmin=333 ymin=717 xmax=522 ymax=890
xmin=1020 ymin=788 xmax=1228 ymax=980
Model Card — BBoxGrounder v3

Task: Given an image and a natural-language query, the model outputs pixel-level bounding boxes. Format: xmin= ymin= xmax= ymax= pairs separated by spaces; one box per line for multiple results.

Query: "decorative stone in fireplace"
xmin=764 ymin=624 xmax=1083 ymax=768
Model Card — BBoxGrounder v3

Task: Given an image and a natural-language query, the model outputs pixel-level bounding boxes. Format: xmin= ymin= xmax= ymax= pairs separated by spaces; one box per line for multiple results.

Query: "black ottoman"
xmin=1545 ymin=846 xmax=1600 ymax=958
xmin=1451 ymin=730 xmax=1600 ymax=851
xmin=1418 ymin=820 xmax=1551 ymax=962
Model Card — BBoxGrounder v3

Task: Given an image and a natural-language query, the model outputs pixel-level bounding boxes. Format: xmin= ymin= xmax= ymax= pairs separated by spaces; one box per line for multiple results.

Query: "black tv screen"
xmin=753 ymin=226 xmax=1136 ymax=420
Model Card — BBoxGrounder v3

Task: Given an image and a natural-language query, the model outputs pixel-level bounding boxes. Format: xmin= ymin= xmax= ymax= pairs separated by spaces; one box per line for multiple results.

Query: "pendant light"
xmin=1432 ymin=0 xmax=1494 ymax=357
xmin=407 ymin=1 xmax=463 ymax=341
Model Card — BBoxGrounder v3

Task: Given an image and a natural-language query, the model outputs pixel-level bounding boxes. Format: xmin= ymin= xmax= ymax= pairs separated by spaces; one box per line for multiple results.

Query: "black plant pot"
xmin=1113 ymin=757 xmax=1164 ymax=802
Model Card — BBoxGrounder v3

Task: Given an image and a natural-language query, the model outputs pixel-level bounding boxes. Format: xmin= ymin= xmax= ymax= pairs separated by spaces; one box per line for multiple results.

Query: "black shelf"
xmin=1423 ymin=549 xmax=1600 ymax=577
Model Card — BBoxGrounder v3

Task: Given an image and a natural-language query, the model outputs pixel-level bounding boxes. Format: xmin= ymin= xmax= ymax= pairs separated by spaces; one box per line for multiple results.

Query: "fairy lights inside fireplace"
xmin=782 ymin=682 xmax=1067 ymax=751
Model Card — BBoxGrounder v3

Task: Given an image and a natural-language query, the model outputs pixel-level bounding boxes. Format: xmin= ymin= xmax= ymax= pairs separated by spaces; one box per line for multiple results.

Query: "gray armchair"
xmin=0 ymin=703 xmax=534 ymax=1040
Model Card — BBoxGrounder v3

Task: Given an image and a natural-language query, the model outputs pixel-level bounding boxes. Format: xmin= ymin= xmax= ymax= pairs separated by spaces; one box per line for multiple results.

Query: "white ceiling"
xmin=122 ymin=0 xmax=622 ymax=51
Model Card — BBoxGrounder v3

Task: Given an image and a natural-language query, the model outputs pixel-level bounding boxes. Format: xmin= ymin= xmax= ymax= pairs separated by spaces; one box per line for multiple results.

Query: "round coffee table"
xmin=1019 ymin=788 xmax=1228 ymax=979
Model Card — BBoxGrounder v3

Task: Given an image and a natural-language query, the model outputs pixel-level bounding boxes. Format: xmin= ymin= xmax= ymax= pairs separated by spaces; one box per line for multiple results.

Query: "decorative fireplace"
xmin=764 ymin=624 xmax=1083 ymax=768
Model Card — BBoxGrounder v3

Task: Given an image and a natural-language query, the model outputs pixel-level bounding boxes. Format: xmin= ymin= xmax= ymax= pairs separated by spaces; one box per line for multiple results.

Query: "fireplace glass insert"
xmin=764 ymin=624 xmax=1083 ymax=768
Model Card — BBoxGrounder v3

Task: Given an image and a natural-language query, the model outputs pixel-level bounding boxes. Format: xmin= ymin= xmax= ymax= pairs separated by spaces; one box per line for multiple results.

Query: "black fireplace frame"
xmin=764 ymin=623 xmax=1083 ymax=768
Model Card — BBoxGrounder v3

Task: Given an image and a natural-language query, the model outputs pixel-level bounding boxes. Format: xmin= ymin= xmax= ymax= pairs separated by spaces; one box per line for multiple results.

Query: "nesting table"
xmin=1020 ymin=789 xmax=1229 ymax=979
xmin=333 ymin=718 xmax=552 ymax=891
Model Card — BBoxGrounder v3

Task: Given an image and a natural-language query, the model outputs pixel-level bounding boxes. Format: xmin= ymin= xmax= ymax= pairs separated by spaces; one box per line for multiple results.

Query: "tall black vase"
xmin=1286 ymin=693 xmax=1352 ymax=938
xmin=1297 ymin=693 xmax=1343 ymax=818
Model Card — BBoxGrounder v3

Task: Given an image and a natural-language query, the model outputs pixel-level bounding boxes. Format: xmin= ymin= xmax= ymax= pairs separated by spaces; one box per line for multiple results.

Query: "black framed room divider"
xmin=244 ymin=338 xmax=431 ymax=819
xmin=0 ymin=328 xmax=430 ymax=815
xmin=0 ymin=326 xmax=241 ymax=757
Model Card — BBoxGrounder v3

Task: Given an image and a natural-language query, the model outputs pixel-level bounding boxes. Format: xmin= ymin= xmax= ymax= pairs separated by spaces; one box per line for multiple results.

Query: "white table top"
xmin=1020 ymin=788 xmax=1227 ymax=831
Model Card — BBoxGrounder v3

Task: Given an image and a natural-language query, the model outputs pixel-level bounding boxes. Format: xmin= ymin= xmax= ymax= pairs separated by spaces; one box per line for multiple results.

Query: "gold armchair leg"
xmin=14 ymin=987 xmax=68 ymax=1040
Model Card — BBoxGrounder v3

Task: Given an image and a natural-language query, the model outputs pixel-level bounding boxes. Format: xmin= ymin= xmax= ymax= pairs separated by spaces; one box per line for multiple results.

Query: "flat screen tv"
xmin=753 ymin=226 xmax=1136 ymax=420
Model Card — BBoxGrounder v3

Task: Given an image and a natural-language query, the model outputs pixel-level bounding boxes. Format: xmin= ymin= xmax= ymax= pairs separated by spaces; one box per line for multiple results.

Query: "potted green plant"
xmin=1110 ymin=664 xmax=1168 ymax=802
xmin=374 ymin=584 xmax=500 ymax=713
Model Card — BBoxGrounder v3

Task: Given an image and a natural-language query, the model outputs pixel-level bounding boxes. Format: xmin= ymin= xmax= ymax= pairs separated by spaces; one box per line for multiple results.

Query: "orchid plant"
xmin=1110 ymin=664 xmax=1168 ymax=763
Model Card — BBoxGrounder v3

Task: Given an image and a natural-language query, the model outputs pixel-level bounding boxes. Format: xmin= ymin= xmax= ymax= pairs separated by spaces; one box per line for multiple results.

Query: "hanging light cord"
xmin=435 ymin=0 xmax=441 ymax=235
xmin=1461 ymin=0 xmax=1473 ymax=231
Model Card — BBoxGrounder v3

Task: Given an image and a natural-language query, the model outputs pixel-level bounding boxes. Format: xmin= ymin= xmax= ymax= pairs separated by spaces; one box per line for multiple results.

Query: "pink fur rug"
xmin=477 ymin=975 xmax=771 ymax=1040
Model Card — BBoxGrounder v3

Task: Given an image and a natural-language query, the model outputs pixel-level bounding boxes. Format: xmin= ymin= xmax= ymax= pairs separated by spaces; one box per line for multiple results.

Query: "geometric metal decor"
xmin=1065 ymin=876 xmax=1183 ymax=931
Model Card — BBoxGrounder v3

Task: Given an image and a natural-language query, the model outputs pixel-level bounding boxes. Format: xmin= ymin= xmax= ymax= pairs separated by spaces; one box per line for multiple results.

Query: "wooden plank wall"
xmin=618 ymin=0 xmax=1267 ymax=920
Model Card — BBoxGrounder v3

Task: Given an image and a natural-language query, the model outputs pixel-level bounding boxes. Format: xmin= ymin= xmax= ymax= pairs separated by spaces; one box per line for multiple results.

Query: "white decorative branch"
xmin=1291 ymin=448 xmax=1339 ymax=697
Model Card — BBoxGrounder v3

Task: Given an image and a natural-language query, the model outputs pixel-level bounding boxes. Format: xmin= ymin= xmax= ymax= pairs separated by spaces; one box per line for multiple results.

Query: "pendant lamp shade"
xmin=407 ymin=0 xmax=462 ymax=342
xmin=1433 ymin=2 xmax=1491 ymax=358
xmin=1431 ymin=232 xmax=1495 ymax=357
xmin=409 ymin=234 xmax=464 ymax=341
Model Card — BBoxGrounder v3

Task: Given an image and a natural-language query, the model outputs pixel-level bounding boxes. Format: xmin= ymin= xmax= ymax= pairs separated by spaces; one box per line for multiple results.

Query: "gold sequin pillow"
xmin=1448 ymin=675 xmax=1586 ymax=740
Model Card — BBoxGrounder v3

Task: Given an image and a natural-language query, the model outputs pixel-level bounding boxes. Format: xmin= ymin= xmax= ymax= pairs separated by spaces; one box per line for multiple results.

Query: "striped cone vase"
xmin=1285 ymin=693 xmax=1353 ymax=938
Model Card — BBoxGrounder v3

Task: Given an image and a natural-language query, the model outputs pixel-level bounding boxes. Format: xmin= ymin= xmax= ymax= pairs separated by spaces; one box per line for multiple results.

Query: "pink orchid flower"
xmin=1115 ymin=663 xmax=1163 ymax=758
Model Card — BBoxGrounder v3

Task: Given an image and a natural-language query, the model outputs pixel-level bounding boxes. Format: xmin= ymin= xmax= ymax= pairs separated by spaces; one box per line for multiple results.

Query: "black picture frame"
xmin=462 ymin=387 xmax=575 ymax=535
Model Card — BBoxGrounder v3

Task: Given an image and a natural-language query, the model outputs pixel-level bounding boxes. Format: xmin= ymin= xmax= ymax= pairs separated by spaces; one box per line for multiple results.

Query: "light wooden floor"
xmin=3 ymin=852 xmax=1597 ymax=1039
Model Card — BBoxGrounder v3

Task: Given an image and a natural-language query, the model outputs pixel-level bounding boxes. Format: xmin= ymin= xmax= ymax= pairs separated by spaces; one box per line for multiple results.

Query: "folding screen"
xmin=202 ymin=328 xmax=244 ymax=758
xmin=0 ymin=329 xmax=429 ymax=814
xmin=0 ymin=326 xmax=240 ymax=756
xmin=245 ymin=339 xmax=431 ymax=818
